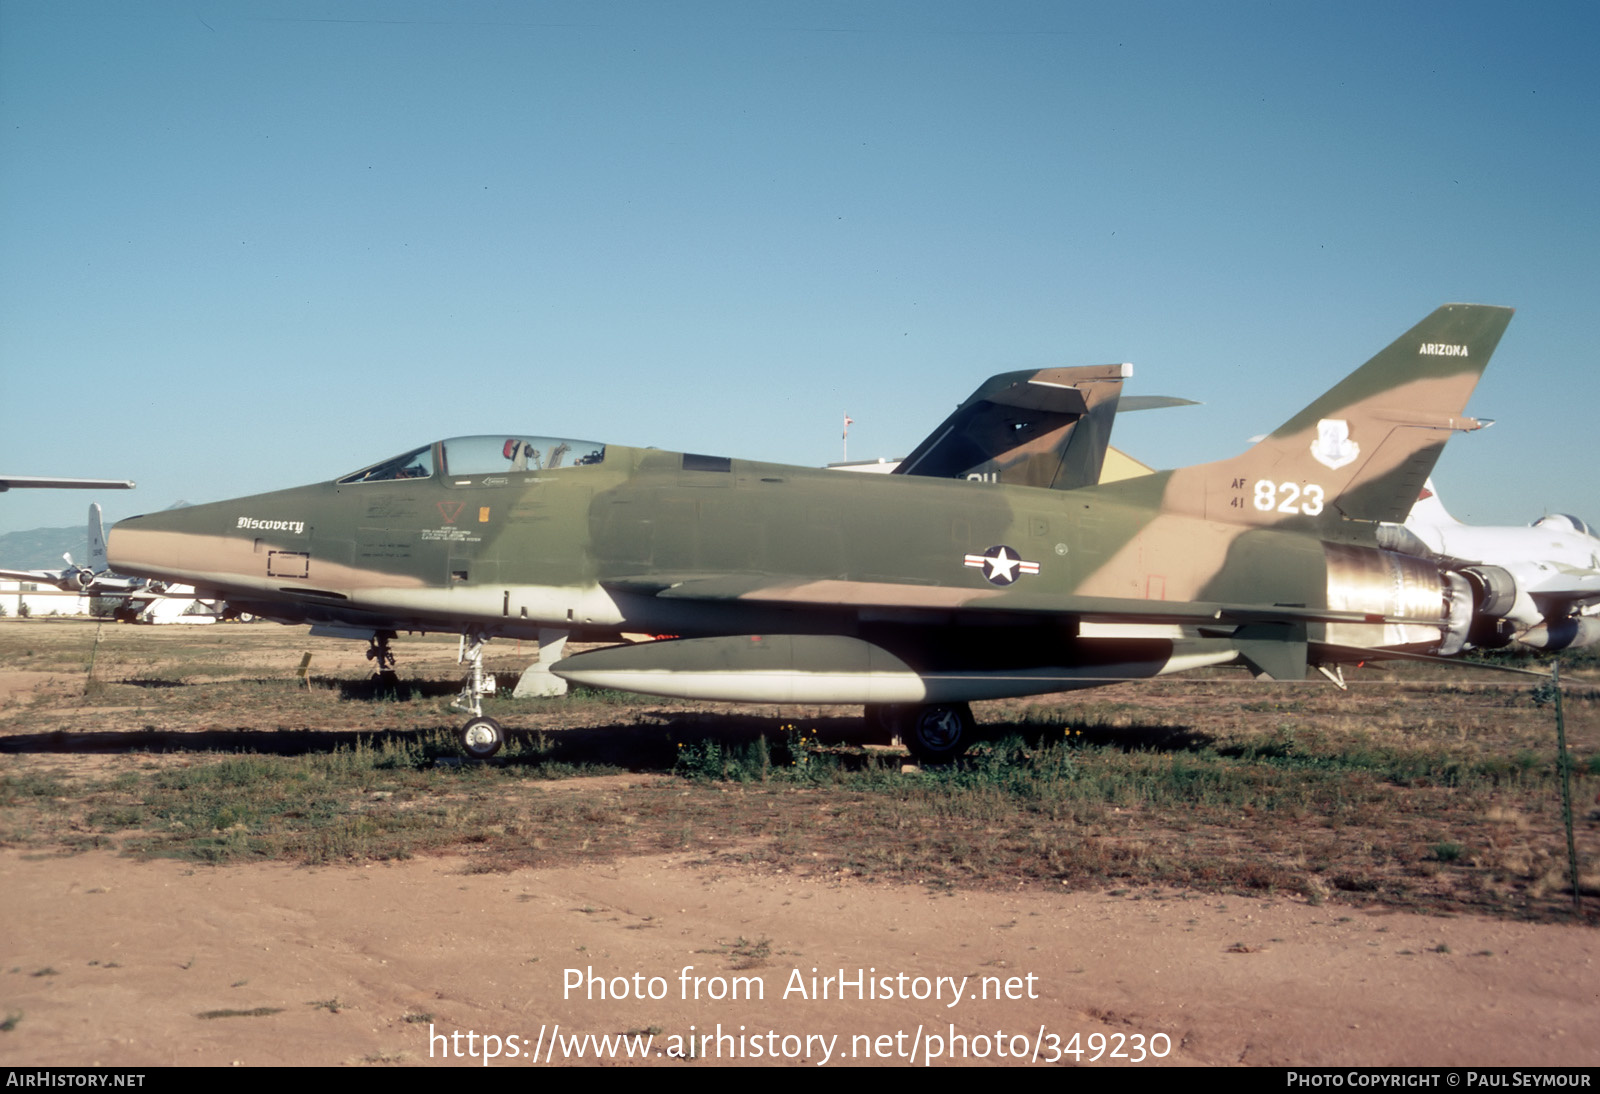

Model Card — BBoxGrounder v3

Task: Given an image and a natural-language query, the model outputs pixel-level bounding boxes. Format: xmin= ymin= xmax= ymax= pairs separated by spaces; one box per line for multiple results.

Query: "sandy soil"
xmin=3 ymin=848 xmax=1596 ymax=1068
xmin=1 ymin=624 xmax=1596 ymax=1068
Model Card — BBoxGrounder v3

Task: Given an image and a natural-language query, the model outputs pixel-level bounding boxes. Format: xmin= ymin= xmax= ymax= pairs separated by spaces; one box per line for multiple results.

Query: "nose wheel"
xmin=452 ymin=630 xmax=506 ymax=759
xmin=458 ymin=715 xmax=505 ymax=760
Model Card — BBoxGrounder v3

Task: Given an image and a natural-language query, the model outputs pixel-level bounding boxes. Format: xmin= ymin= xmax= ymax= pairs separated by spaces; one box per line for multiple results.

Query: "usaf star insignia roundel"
xmin=963 ymin=545 xmax=1041 ymax=586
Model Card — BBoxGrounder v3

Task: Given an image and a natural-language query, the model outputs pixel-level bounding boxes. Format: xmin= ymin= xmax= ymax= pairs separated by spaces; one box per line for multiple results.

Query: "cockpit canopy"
xmin=337 ymin=436 xmax=605 ymax=485
xmin=1532 ymin=513 xmax=1593 ymax=537
xmin=443 ymin=436 xmax=605 ymax=475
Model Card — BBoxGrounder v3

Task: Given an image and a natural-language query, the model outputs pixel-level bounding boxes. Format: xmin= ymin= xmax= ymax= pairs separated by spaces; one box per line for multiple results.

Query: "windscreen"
xmin=336 ymin=445 xmax=434 ymax=484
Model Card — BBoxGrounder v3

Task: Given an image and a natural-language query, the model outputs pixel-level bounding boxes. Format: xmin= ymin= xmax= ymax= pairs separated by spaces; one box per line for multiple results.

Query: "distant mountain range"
xmin=0 ymin=524 xmax=90 ymax=571
xmin=1 ymin=502 xmax=188 ymax=572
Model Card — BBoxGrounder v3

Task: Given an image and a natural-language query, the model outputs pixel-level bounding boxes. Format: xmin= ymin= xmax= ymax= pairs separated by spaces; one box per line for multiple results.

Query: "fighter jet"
xmin=1376 ymin=481 xmax=1600 ymax=652
xmin=109 ymin=304 xmax=1514 ymax=762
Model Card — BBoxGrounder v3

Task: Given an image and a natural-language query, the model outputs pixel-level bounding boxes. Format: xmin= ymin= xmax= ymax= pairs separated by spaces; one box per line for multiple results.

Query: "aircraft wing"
xmin=1526 ymin=565 xmax=1600 ymax=612
xmin=84 ymin=575 xmax=147 ymax=595
xmin=603 ymin=574 xmax=1436 ymax=629
xmin=0 ymin=476 xmax=135 ymax=491
xmin=0 ymin=566 xmax=85 ymax=592
xmin=0 ymin=568 xmax=60 ymax=583
xmin=0 ymin=570 xmax=147 ymax=597
xmin=571 ymin=573 xmax=1445 ymax=702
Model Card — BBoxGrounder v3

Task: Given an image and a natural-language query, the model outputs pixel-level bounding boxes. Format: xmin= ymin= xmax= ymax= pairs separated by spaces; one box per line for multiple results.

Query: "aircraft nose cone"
xmin=106 ymin=515 xmax=158 ymax=578
xmin=107 ymin=510 xmax=207 ymax=583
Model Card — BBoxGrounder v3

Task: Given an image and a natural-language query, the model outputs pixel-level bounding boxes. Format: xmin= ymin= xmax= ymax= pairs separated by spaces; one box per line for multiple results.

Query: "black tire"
xmin=459 ymin=715 xmax=504 ymax=760
xmin=900 ymin=703 xmax=974 ymax=764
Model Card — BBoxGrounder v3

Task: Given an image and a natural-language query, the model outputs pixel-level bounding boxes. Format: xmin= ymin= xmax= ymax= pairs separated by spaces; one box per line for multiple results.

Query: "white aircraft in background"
xmin=1381 ymin=481 xmax=1600 ymax=652
xmin=1 ymin=500 xmax=220 ymax=623
xmin=2 ymin=504 xmax=120 ymax=593
xmin=0 ymin=473 xmax=133 ymax=590
xmin=0 ymin=503 xmax=147 ymax=597
xmin=1 ymin=473 xmax=135 ymax=593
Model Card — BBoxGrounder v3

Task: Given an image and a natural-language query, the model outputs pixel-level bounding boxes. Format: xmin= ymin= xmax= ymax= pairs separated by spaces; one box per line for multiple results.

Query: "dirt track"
xmin=5 ymin=848 xmax=1597 ymax=1067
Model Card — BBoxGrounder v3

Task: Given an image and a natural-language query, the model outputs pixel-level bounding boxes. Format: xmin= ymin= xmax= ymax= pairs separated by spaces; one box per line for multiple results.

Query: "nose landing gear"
xmin=458 ymin=714 xmax=505 ymax=760
xmin=452 ymin=630 xmax=504 ymax=759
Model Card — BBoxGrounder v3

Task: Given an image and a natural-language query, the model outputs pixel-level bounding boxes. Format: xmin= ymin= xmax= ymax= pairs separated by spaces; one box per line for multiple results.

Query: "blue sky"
xmin=3 ymin=0 xmax=1596 ymax=536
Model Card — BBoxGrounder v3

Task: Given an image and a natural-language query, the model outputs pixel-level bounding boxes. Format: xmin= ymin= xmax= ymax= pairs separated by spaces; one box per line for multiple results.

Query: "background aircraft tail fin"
xmin=895 ymin=363 xmax=1129 ymax=489
xmin=88 ymin=503 xmax=107 ymax=572
xmin=1406 ymin=478 xmax=1460 ymax=529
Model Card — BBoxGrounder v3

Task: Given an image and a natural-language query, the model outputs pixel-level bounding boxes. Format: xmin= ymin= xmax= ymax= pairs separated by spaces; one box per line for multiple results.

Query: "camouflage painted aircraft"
xmin=108 ymin=304 xmax=1513 ymax=761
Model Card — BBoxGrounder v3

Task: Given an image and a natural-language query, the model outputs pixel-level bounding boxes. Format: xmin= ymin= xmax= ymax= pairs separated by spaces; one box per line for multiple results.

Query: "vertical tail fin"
xmin=895 ymin=363 xmax=1129 ymax=489
xmin=1406 ymin=478 xmax=1460 ymax=529
xmin=88 ymin=503 xmax=107 ymax=572
xmin=1174 ymin=304 xmax=1513 ymax=531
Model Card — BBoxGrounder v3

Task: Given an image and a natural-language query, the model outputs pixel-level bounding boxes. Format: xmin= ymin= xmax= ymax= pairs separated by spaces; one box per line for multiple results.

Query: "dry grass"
xmin=1 ymin=618 xmax=1596 ymax=923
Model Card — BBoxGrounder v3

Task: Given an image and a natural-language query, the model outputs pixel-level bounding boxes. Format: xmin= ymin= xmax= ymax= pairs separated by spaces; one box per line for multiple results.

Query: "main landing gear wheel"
xmin=900 ymin=703 xmax=975 ymax=764
xmin=459 ymin=716 xmax=505 ymax=760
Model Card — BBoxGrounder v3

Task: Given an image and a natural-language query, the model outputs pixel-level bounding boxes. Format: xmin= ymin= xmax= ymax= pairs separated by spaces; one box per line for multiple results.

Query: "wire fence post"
xmin=1552 ymin=661 xmax=1581 ymax=914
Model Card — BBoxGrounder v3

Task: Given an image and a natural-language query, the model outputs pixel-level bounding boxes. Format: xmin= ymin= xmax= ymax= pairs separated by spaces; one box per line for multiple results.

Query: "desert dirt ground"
xmin=1 ymin=618 xmax=1597 ymax=1068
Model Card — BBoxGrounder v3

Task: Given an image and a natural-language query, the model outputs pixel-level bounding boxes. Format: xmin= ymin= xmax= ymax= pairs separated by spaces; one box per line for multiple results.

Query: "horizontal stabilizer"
xmin=1312 ymin=642 xmax=1552 ymax=678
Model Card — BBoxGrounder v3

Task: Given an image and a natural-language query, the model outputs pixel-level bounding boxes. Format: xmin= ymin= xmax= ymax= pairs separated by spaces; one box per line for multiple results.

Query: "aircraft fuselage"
xmin=108 ymin=439 xmax=1445 ymax=667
